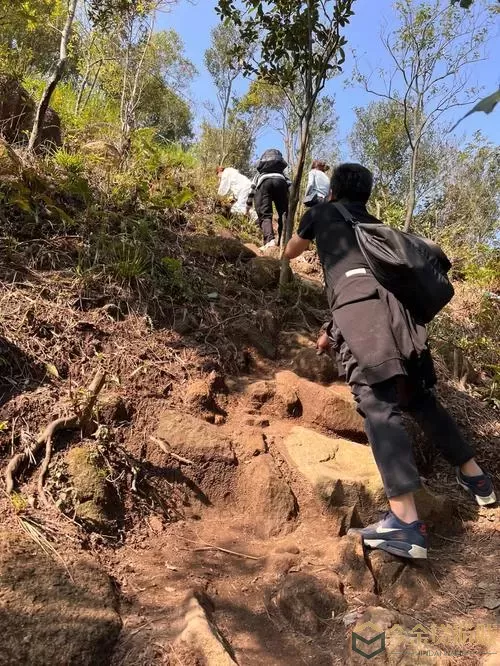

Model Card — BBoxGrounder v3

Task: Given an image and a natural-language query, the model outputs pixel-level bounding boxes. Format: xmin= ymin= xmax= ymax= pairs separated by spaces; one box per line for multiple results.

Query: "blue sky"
xmin=159 ymin=0 xmax=500 ymax=159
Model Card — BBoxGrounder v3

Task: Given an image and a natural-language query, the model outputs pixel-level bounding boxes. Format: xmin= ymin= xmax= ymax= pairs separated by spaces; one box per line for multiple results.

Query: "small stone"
xmin=98 ymin=393 xmax=131 ymax=425
xmin=148 ymin=516 xmax=163 ymax=533
xmin=214 ymin=414 xmax=225 ymax=425
xmin=484 ymin=596 xmax=500 ymax=610
xmin=342 ymin=610 xmax=361 ymax=626
xmin=275 ymin=544 xmax=301 ymax=555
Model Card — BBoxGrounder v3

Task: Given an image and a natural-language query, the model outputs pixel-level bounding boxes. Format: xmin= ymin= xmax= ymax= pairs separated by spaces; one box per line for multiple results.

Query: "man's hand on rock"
xmin=316 ymin=331 xmax=330 ymax=355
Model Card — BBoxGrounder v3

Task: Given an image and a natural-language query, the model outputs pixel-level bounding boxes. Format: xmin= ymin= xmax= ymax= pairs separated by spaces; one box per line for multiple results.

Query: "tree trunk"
xmin=220 ymin=90 xmax=230 ymax=166
xmin=28 ymin=0 xmax=78 ymax=152
xmin=81 ymin=61 xmax=102 ymax=113
xmin=120 ymin=18 xmax=154 ymax=156
xmin=75 ymin=64 xmax=91 ymax=115
xmin=404 ymin=143 xmax=419 ymax=231
xmin=404 ymin=101 xmax=424 ymax=233
xmin=279 ymin=110 xmax=312 ymax=289
xmin=75 ymin=33 xmax=97 ymax=114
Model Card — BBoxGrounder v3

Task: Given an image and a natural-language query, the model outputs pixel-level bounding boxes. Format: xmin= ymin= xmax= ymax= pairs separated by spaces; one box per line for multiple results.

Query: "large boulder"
xmin=0 ymin=74 xmax=61 ymax=149
xmin=295 ymin=276 xmax=329 ymax=309
xmin=0 ymin=74 xmax=33 ymax=143
xmin=283 ymin=426 xmax=450 ymax=525
xmin=246 ymin=256 xmax=281 ymax=289
xmin=40 ymin=106 xmax=62 ymax=149
xmin=155 ymin=410 xmax=237 ymax=503
xmin=284 ymin=426 xmax=383 ymax=522
xmin=236 ymin=454 xmax=298 ymax=537
xmin=275 ymin=370 xmax=364 ymax=436
xmin=0 ymin=531 xmax=121 ymax=666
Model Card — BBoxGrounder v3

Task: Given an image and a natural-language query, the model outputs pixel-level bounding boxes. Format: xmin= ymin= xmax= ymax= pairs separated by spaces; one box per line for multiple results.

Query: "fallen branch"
xmin=192 ymin=546 xmax=262 ymax=560
xmin=149 ymin=436 xmax=195 ymax=466
xmin=183 ymin=538 xmax=262 ymax=561
xmin=5 ymin=370 xmax=106 ymax=495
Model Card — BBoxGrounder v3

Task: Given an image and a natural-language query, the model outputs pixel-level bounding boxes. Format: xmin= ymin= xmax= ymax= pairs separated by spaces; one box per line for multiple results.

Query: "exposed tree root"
xmin=5 ymin=370 xmax=106 ymax=495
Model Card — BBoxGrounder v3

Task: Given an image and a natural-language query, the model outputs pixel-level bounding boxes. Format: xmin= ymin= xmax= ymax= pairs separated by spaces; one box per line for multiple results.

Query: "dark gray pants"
xmin=352 ymin=378 xmax=475 ymax=498
xmin=254 ymin=177 xmax=288 ymax=244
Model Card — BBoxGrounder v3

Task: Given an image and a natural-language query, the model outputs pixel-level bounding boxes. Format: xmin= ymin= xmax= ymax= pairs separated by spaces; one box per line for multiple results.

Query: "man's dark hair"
xmin=330 ymin=163 xmax=373 ymax=203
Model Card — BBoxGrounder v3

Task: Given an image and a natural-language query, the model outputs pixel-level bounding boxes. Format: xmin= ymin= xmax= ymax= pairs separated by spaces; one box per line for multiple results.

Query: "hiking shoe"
xmin=259 ymin=238 xmax=277 ymax=251
xmin=348 ymin=512 xmax=428 ymax=559
xmin=456 ymin=469 xmax=497 ymax=506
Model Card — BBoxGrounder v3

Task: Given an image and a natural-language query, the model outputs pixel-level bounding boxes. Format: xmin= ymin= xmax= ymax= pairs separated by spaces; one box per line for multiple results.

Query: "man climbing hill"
xmin=217 ymin=166 xmax=257 ymax=220
xmin=247 ymin=148 xmax=291 ymax=250
xmin=284 ymin=162 xmax=497 ymax=560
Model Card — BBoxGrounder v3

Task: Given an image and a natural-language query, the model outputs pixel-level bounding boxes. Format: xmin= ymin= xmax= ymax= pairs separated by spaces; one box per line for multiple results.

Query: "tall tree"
xmin=27 ymin=0 xmax=79 ymax=152
xmin=240 ymin=81 xmax=338 ymax=175
xmin=204 ymin=23 xmax=246 ymax=165
xmin=216 ymin=0 xmax=355 ymax=285
xmin=350 ymin=99 xmax=445 ymax=223
xmin=417 ymin=135 xmax=500 ymax=252
xmin=356 ymin=0 xmax=491 ymax=231
xmin=98 ymin=26 xmax=194 ymax=148
xmin=197 ymin=115 xmax=255 ymax=173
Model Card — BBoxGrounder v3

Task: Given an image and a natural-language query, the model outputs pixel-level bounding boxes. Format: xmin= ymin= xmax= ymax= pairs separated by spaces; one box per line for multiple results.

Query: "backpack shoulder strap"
xmin=331 ymin=202 xmax=358 ymax=225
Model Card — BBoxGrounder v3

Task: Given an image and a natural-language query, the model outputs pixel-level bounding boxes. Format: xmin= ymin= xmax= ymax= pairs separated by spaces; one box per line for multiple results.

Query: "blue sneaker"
xmin=348 ymin=512 xmax=428 ymax=559
xmin=456 ymin=469 xmax=497 ymax=506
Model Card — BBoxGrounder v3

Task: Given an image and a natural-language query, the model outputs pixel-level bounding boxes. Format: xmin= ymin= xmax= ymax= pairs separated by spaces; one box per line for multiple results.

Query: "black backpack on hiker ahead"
xmin=332 ymin=203 xmax=454 ymax=324
xmin=256 ymin=148 xmax=288 ymax=174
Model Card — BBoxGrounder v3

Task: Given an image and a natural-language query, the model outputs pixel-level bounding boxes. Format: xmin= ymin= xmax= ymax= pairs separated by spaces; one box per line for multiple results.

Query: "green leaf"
xmin=45 ymin=363 xmax=60 ymax=379
xmin=451 ymin=89 xmax=500 ymax=131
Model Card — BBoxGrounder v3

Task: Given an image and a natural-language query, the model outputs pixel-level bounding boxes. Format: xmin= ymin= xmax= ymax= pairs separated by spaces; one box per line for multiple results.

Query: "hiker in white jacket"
xmin=217 ymin=167 xmax=256 ymax=219
xmin=303 ymin=160 xmax=331 ymax=207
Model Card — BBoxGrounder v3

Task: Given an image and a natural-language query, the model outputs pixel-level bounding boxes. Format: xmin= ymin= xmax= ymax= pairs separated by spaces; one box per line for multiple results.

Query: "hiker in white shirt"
xmin=217 ymin=166 xmax=256 ymax=219
xmin=303 ymin=160 xmax=331 ymax=207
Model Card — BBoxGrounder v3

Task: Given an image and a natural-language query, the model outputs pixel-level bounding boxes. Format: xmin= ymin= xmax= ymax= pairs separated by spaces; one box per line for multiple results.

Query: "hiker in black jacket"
xmin=284 ymin=162 xmax=496 ymax=560
xmin=247 ymin=149 xmax=291 ymax=250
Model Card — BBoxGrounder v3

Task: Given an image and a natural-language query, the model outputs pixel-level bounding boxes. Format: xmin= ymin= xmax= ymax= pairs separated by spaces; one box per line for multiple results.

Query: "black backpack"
xmin=256 ymin=148 xmax=287 ymax=174
xmin=332 ymin=203 xmax=454 ymax=324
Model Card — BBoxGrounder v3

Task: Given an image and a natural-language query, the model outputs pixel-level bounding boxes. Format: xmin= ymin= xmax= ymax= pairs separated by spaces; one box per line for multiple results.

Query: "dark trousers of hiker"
xmin=254 ymin=177 xmax=289 ymax=244
xmin=352 ymin=378 xmax=475 ymax=498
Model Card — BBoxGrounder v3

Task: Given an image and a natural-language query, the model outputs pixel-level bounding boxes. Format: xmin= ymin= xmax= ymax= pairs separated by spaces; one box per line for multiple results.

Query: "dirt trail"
xmin=0 ymin=235 xmax=499 ymax=666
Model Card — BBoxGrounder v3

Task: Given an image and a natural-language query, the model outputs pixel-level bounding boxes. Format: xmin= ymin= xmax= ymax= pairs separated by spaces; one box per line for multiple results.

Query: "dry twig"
xmin=149 ymin=435 xmax=195 ymax=466
xmin=184 ymin=537 xmax=262 ymax=561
